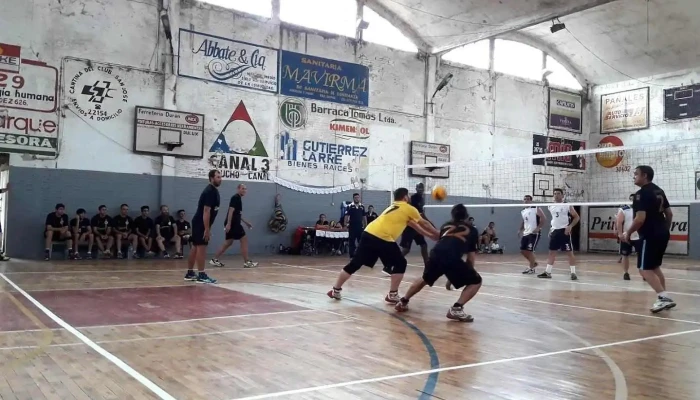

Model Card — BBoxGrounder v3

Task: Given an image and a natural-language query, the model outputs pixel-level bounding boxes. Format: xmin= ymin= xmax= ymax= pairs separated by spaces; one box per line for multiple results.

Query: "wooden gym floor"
xmin=1 ymin=253 xmax=700 ymax=400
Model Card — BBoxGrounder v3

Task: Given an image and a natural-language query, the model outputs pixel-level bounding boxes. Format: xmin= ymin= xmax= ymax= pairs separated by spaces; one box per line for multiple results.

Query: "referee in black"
xmin=623 ymin=165 xmax=676 ymax=313
xmin=344 ymin=193 xmax=367 ymax=257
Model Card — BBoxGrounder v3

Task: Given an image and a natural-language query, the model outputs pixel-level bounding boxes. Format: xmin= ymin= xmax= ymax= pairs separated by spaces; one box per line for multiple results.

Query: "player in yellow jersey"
xmin=327 ymin=188 xmax=439 ymax=304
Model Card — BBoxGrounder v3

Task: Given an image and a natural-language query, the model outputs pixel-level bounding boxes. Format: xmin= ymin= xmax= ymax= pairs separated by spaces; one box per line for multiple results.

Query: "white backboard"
xmin=133 ymin=106 xmax=205 ymax=158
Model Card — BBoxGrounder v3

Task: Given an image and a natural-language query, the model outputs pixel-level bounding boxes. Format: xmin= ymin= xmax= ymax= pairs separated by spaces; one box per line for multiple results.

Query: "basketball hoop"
xmin=162 ymin=141 xmax=184 ymax=151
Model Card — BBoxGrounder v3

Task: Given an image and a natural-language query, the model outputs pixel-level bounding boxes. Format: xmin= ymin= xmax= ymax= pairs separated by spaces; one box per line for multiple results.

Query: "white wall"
xmin=589 ymin=69 xmax=700 ymax=203
xmin=0 ymin=0 xmax=586 ymax=196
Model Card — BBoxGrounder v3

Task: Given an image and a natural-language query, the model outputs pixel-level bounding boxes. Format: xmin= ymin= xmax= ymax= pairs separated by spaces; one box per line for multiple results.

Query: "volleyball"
xmin=432 ymin=186 xmax=447 ymax=201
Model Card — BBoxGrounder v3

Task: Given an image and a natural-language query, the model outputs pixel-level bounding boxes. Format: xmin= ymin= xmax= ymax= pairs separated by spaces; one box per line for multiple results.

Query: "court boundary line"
xmin=0 ymin=265 xmax=289 ymax=275
xmin=0 ymin=273 xmax=177 ymax=400
xmin=0 ymin=319 xmax=354 ymax=351
xmin=273 ymin=263 xmax=700 ymax=326
xmin=230 ymin=326 xmax=700 ymax=400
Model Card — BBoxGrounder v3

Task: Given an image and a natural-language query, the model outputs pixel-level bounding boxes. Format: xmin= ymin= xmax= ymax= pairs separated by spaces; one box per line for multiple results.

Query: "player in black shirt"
xmin=392 ymin=183 xmax=431 ymax=274
xmin=44 ymin=203 xmax=74 ymax=260
xmin=175 ymin=209 xmax=192 ymax=248
xmin=395 ymin=204 xmax=482 ymax=322
xmin=111 ymin=204 xmax=136 ymax=259
xmin=366 ymin=205 xmax=378 ymax=225
xmin=91 ymin=205 xmax=114 ymax=258
xmin=344 ymin=193 xmax=367 ymax=258
xmin=133 ymin=206 xmax=156 ymax=258
xmin=70 ymin=208 xmax=93 ymax=259
xmin=623 ymin=165 xmax=675 ymax=313
xmin=155 ymin=205 xmax=181 ymax=258
xmin=186 ymin=169 xmax=221 ymax=284
xmin=210 ymin=184 xmax=257 ymax=268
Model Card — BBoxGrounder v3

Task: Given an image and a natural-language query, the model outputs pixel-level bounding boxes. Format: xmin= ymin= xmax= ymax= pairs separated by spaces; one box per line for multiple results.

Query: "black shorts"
xmin=466 ymin=226 xmax=478 ymax=253
xmin=399 ymin=226 xmax=426 ymax=249
xmin=619 ymin=239 xmax=638 ymax=256
xmin=348 ymin=232 xmax=405 ymax=272
xmin=160 ymin=230 xmax=175 ymax=241
xmin=47 ymin=231 xmax=71 ymax=242
xmin=225 ymin=223 xmax=246 ymax=240
xmin=548 ymin=229 xmax=572 ymax=252
xmin=520 ymin=233 xmax=541 ymax=251
xmin=423 ymin=251 xmax=482 ymax=289
xmin=190 ymin=223 xmax=208 ymax=246
xmin=636 ymin=235 xmax=669 ymax=270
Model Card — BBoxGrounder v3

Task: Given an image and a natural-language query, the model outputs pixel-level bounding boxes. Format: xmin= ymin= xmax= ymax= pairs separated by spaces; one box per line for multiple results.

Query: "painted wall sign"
xmin=595 ymin=135 xmax=629 ymax=173
xmin=66 ymin=61 xmax=129 ymax=122
xmin=280 ymin=51 xmax=369 ymax=107
xmin=208 ymin=101 xmax=271 ymax=181
xmin=178 ymin=29 xmax=279 ymax=94
xmin=279 ymin=130 xmax=368 ymax=174
xmin=279 ymin=98 xmax=306 ymax=130
xmin=0 ymin=43 xmax=21 ymax=73
xmin=588 ymin=206 xmax=689 ymax=255
xmin=0 ymin=43 xmax=59 ymax=156
xmin=532 ymin=134 xmax=586 ymax=170
xmin=409 ymin=141 xmax=450 ymax=178
xmin=600 ymin=87 xmax=649 ymax=134
xmin=548 ymin=88 xmax=582 ymax=134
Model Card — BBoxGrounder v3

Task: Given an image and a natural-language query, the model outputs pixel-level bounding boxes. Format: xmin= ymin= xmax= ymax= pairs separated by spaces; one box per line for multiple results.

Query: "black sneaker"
xmin=44 ymin=250 xmax=50 ymax=261
xmin=522 ymin=268 xmax=535 ymax=274
xmin=162 ymin=251 xmax=170 ymax=259
xmin=174 ymin=253 xmax=183 ymax=259
xmin=623 ymin=272 xmax=630 ymax=281
xmin=537 ymin=272 xmax=552 ymax=279
xmin=184 ymin=270 xmax=197 ymax=281
xmin=196 ymin=272 xmax=217 ymax=284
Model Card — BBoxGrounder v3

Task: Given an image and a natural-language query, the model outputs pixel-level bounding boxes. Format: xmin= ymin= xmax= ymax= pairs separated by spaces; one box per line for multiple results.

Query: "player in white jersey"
xmin=616 ymin=194 xmax=638 ymax=281
xmin=518 ymin=195 xmax=546 ymax=274
xmin=538 ymin=188 xmax=580 ymax=280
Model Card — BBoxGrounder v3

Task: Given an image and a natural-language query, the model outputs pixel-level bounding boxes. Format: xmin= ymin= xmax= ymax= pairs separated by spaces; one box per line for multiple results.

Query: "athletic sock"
xmin=546 ymin=264 xmax=553 ymax=274
xmin=389 ymin=290 xmax=398 ymax=294
xmin=658 ymin=291 xmax=669 ymax=299
xmin=333 ymin=287 xmax=342 ymax=291
xmin=453 ymin=302 xmax=463 ymax=308
xmin=570 ymin=265 xmax=576 ymax=274
xmin=400 ymin=297 xmax=409 ymax=304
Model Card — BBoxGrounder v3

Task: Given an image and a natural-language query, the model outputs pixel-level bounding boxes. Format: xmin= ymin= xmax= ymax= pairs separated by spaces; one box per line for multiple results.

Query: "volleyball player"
xmin=519 ymin=195 xmax=546 ymax=274
xmin=327 ymin=188 xmax=439 ymax=304
xmin=445 ymin=213 xmax=478 ymax=291
xmin=210 ymin=184 xmax=258 ymax=268
xmin=623 ymin=165 xmax=675 ymax=313
xmin=538 ymin=188 xmax=579 ymax=280
xmin=395 ymin=204 xmax=482 ymax=322
xmin=185 ymin=169 xmax=221 ymax=284
xmin=390 ymin=183 xmax=431 ymax=275
xmin=616 ymin=194 xmax=637 ymax=280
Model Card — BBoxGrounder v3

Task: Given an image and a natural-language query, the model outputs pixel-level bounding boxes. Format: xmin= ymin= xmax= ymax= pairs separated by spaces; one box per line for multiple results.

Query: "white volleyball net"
xmin=393 ymin=137 xmax=700 ymax=208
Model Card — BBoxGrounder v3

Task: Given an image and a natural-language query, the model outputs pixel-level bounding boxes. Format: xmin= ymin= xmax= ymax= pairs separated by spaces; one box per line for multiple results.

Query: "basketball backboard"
xmin=133 ymin=106 xmax=205 ymax=158
xmin=532 ymin=173 xmax=554 ymax=198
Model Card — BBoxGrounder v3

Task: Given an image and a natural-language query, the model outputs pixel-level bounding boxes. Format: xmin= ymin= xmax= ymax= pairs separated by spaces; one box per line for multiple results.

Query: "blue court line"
xmin=251 ymin=283 xmax=440 ymax=399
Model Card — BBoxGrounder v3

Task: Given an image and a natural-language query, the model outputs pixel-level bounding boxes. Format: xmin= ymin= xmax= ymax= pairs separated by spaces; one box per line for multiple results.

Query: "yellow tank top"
xmin=364 ymin=201 xmax=421 ymax=242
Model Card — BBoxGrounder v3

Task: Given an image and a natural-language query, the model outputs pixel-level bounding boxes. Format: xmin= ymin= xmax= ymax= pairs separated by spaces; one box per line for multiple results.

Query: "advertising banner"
xmin=548 ymin=88 xmax=582 ymax=133
xmin=532 ymin=134 xmax=586 ymax=170
xmin=600 ymin=87 xmax=649 ymax=134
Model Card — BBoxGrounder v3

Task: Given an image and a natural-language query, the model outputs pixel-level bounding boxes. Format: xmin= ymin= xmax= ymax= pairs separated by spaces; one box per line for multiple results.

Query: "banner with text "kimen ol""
xmin=587 ymin=206 xmax=689 ymax=256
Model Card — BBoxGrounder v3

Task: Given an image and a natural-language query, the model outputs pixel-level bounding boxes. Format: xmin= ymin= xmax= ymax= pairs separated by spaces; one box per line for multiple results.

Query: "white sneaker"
xmin=209 ymin=259 xmax=224 ymax=267
xmin=244 ymin=260 xmax=258 ymax=268
xmin=447 ymin=306 xmax=474 ymax=322
xmin=651 ymin=297 xmax=676 ymax=313
xmin=327 ymin=288 xmax=342 ymax=300
xmin=385 ymin=292 xmax=400 ymax=304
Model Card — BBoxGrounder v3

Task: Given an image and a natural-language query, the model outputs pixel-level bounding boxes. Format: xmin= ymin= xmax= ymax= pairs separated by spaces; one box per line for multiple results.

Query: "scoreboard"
xmin=664 ymin=84 xmax=700 ymax=121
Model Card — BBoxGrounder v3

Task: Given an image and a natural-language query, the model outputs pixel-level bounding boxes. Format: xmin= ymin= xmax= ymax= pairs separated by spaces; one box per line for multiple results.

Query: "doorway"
xmin=570 ymin=205 xmax=581 ymax=251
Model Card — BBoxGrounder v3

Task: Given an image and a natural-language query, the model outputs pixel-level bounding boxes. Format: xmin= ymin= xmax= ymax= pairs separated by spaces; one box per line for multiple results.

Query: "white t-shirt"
xmin=548 ymin=204 xmax=570 ymax=230
xmin=617 ymin=205 xmax=639 ymax=241
xmin=521 ymin=207 xmax=539 ymax=235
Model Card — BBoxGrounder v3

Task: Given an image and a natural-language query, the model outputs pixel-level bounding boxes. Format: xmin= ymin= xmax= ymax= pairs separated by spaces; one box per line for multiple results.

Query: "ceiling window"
xmin=362 ymin=6 xmax=418 ymax=52
xmin=201 ymin=0 xmax=272 ymax=18
xmin=442 ymin=40 xmax=490 ymax=70
xmin=281 ymin=0 xmax=357 ymax=37
xmin=494 ymin=39 xmax=543 ymax=81
xmin=546 ymin=56 xmax=583 ymax=91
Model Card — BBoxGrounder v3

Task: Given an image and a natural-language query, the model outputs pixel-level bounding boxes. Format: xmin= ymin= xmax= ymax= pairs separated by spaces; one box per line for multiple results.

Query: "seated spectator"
xmin=175 ymin=209 xmax=192 ymax=248
xmin=155 ymin=205 xmax=181 ymax=259
xmin=315 ymin=214 xmax=331 ymax=230
xmin=366 ymin=205 xmax=378 ymax=224
xmin=70 ymin=208 xmax=93 ymax=259
xmin=480 ymin=221 xmax=497 ymax=253
xmin=91 ymin=205 xmax=114 ymax=258
xmin=133 ymin=206 xmax=156 ymax=258
xmin=44 ymin=203 xmax=73 ymax=260
xmin=112 ymin=204 xmax=136 ymax=259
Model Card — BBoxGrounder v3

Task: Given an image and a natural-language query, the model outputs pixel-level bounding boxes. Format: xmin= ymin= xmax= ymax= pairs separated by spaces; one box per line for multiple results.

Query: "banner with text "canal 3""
xmin=280 ymin=51 xmax=369 ymax=108
xmin=177 ymin=29 xmax=279 ymax=94
xmin=0 ymin=43 xmax=59 ymax=156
